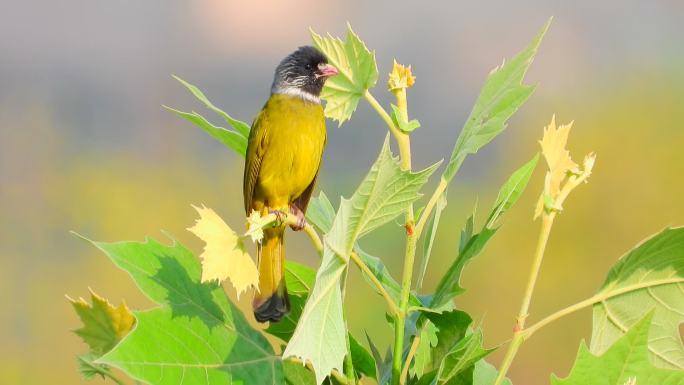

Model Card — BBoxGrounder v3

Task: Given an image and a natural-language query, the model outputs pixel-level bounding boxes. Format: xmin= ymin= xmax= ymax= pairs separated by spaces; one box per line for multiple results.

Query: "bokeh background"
xmin=1 ymin=0 xmax=683 ymax=384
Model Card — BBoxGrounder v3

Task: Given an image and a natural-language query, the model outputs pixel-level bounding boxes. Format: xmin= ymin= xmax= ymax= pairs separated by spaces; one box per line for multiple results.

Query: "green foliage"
xmin=87 ymin=236 xmax=281 ymax=385
xmin=441 ymin=19 xmax=550 ymax=183
xmin=590 ymin=227 xmax=684 ymax=369
xmin=68 ymin=18 xmax=684 ymax=385
xmin=311 ymin=23 xmax=378 ymax=125
xmin=165 ymin=76 xmax=250 ymax=156
xmin=430 ymin=155 xmax=538 ymax=308
xmin=390 ymin=104 xmax=422 ymax=133
xmin=554 ymin=313 xmax=684 ymax=385
xmin=285 ymin=136 xmax=438 ymax=383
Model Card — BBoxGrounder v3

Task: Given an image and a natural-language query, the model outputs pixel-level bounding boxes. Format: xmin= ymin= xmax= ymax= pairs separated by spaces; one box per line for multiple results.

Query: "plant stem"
xmin=517 ymin=213 xmax=555 ymax=329
xmin=415 ymin=178 xmax=448 ymax=237
xmin=390 ymin=86 xmax=417 ymax=385
xmin=350 ymin=251 xmax=401 ymax=315
xmin=400 ymin=327 xmax=423 ymax=385
xmin=493 ymin=213 xmax=555 ymax=385
xmin=364 ymin=91 xmax=403 ymax=140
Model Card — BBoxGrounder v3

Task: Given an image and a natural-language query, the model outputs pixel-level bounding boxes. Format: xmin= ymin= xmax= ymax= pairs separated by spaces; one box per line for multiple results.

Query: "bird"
xmin=244 ymin=46 xmax=337 ymax=323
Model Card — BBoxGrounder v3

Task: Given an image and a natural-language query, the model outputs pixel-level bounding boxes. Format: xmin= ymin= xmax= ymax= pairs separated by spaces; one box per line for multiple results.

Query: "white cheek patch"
xmin=273 ymin=86 xmax=321 ymax=104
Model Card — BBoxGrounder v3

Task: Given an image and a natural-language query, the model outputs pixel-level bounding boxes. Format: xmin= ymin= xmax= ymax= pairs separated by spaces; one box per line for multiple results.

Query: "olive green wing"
xmin=243 ymin=108 xmax=269 ymax=213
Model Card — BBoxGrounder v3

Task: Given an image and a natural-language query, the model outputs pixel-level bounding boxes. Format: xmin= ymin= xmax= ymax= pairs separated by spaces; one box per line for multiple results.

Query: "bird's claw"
xmin=289 ymin=204 xmax=307 ymax=231
xmin=268 ymin=208 xmax=286 ymax=227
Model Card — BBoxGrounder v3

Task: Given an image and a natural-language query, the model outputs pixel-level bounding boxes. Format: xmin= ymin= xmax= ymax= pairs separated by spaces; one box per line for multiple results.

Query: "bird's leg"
xmin=267 ymin=207 xmax=286 ymax=227
xmin=289 ymin=203 xmax=307 ymax=231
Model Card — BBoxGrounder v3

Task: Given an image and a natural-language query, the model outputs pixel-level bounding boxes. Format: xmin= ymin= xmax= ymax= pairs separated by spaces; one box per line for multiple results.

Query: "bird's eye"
xmin=305 ymin=64 xmax=312 ymax=70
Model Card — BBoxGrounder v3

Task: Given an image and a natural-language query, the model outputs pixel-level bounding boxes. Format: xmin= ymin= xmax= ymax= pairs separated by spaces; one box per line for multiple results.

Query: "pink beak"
xmin=318 ymin=64 xmax=338 ymax=78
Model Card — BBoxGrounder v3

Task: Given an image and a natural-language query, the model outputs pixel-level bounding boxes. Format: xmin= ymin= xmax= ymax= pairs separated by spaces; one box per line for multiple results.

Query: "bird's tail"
xmin=253 ymin=226 xmax=290 ymax=323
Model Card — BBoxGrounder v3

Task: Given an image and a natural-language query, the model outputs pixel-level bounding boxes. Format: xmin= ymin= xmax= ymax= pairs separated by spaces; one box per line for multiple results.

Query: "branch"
xmin=350 ymin=251 xmax=401 ymax=316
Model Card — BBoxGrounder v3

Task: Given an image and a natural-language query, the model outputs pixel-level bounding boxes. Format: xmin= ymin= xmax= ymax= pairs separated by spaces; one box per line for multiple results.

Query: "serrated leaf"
xmin=286 ymin=137 xmax=437 ymax=383
xmin=554 ymin=313 xmax=684 ymax=385
xmin=77 ymin=353 xmax=109 ymax=380
xmin=442 ymin=18 xmax=550 ymax=183
xmin=186 ymin=205 xmax=258 ymax=298
xmin=311 ymin=23 xmax=379 ymax=125
xmin=486 ymin=154 xmax=539 ymax=227
xmin=418 ymin=189 xmax=448 ymax=288
xmin=590 ymin=227 xmax=684 ymax=369
xmin=430 ymin=223 xmax=497 ymax=309
xmin=172 ymin=75 xmax=251 ymax=137
xmin=437 ymin=329 xmax=493 ymax=384
xmin=283 ymin=247 xmax=347 ymax=384
xmin=423 ymin=310 xmax=473 ymax=364
xmin=327 ymin=135 xmax=440 ymax=256
xmin=410 ymin=321 xmax=438 ymax=378
xmin=534 ymin=115 xmax=578 ymax=218
xmin=308 ymin=193 xmax=419 ymax=307
xmin=430 ymin=155 xmax=538 ymax=309
xmin=68 ymin=290 xmax=135 ymax=356
xmin=82 ymin=235 xmax=280 ymax=385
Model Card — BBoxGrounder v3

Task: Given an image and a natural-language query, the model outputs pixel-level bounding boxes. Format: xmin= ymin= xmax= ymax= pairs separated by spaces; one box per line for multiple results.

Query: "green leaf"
xmin=350 ymin=334 xmax=377 ymax=380
xmin=391 ymin=104 xmax=422 ymax=133
xmin=356 ymin=246 xmax=421 ymax=306
xmin=327 ymin=135 xmax=441 ymax=256
xmin=412 ymin=311 xmax=494 ymax=385
xmin=410 ymin=321 xmax=438 ymax=378
xmin=284 ymin=360 xmax=317 ymax=385
xmin=436 ymin=329 xmax=493 ymax=384
xmin=286 ymin=137 xmax=438 ymax=383
xmin=423 ymin=310 xmax=473 ymax=364
xmin=367 ymin=334 xmax=394 ymax=385
xmin=307 ymin=191 xmax=337 ymax=233
xmin=172 ymin=75 xmax=251 ymax=137
xmin=486 ymin=154 xmax=539 ymax=227
xmin=554 ymin=313 xmax=684 ymax=385
xmin=418 ymin=189 xmax=448 ymax=288
xmin=590 ymin=227 xmax=684 ymax=369
xmin=77 ymin=353 xmax=108 ymax=380
xmin=83 ymin=236 xmax=281 ymax=385
xmin=311 ymin=23 xmax=379 ymax=125
xmin=282 ymin=247 xmax=345 ymax=384
xmin=430 ymin=155 xmax=538 ymax=309
xmin=68 ymin=290 xmax=136 ymax=356
xmin=472 ymin=360 xmax=512 ymax=385
xmin=430 ymin=225 xmax=497 ymax=309
xmin=164 ymin=105 xmax=248 ymax=156
xmin=442 ymin=18 xmax=550 ymax=183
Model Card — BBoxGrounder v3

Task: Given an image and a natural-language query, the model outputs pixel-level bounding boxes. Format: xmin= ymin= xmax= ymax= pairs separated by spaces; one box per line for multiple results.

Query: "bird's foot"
xmin=267 ymin=208 xmax=286 ymax=227
xmin=289 ymin=204 xmax=307 ymax=231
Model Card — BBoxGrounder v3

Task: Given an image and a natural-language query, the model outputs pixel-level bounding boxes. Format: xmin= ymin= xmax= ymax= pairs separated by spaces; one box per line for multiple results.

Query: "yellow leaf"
xmin=539 ymin=115 xmax=579 ymax=197
xmin=68 ymin=289 xmax=135 ymax=356
xmin=187 ymin=205 xmax=258 ymax=298
xmin=388 ymin=59 xmax=416 ymax=91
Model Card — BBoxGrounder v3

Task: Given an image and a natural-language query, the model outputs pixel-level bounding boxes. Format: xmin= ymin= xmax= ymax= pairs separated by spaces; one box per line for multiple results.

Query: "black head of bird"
xmin=271 ymin=46 xmax=338 ymax=102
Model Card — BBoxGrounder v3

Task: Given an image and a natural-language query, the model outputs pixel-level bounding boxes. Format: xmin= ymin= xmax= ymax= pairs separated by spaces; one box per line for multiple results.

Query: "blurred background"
xmin=1 ymin=0 xmax=683 ymax=384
